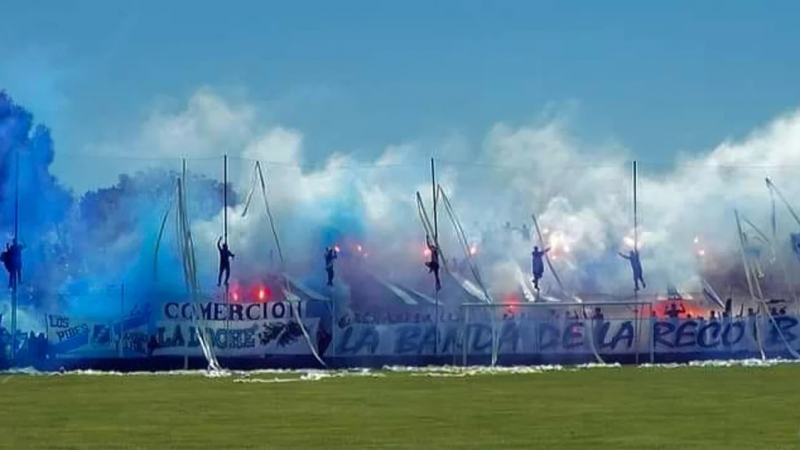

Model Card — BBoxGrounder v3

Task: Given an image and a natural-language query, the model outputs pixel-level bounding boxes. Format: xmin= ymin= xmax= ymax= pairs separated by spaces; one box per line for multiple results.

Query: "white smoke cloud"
xmin=140 ymin=88 xmax=256 ymax=158
xmin=76 ymin=88 xmax=800 ymax=299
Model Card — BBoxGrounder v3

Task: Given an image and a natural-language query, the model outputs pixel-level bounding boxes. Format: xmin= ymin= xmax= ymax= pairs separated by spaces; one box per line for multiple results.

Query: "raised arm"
xmin=543 ymin=247 xmax=551 ymax=253
xmin=217 ymin=237 xmax=223 ymax=250
xmin=618 ymin=252 xmax=630 ymax=260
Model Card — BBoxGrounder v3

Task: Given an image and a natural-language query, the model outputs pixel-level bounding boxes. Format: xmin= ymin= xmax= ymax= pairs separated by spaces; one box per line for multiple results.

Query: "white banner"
xmin=152 ymin=318 xmax=319 ymax=356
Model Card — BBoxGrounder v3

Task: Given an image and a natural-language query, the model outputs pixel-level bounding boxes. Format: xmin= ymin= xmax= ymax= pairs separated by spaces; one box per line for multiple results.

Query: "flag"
xmin=701 ymin=279 xmax=725 ymax=309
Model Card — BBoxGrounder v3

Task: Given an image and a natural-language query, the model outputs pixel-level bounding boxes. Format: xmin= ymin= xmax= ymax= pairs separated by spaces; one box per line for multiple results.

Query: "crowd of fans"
xmin=0 ymin=326 xmax=49 ymax=370
xmin=541 ymin=300 xmax=791 ymax=323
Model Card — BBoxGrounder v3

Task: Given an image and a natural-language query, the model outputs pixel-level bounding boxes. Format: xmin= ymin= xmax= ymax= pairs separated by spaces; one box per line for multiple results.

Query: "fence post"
xmin=648 ymin=303 xmax=655 ymax=364
xmin=118 ymin=283 xmax=125 ymax=358
xmin=461 ymin=304 xmax=469 ymax=367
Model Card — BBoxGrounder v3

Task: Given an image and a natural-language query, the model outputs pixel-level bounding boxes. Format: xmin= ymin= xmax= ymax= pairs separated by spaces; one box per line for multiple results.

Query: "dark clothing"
xmin=1 ymin=249 xmax=12 ymax=288
xmin=425 ymin=238 xmax=441 ymax=291
xmin=531 ymin=248 xmax=550 ymax=291
xmin=326 ymin=267 xmax=334 ymax=286
xmin=620 ymin=251 xmax=646 ymax=291
xmin=325 ymin=249 xmax=337 ymax=286
xmin=425 ymin=261 xmax=441 ymax=290
xmin=3 ymin=243 xmax=23 ymax=289
xmin=217 ymin=242 xmax=234 ymax=287
xmin=665 ymin=304 xmax=684 ymax=319
xmin=218 ymin=264 xmax=231 ymax=287
xmin=325 ymin=251 xmax=337 ymax=268
xmin=218 ymin=248 xmax=234 ymax=265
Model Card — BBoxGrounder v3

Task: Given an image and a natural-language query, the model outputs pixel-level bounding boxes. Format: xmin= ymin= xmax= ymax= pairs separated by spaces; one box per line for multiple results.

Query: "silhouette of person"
xmin=531 ymin=246 xmax=551 ymax=291
xmin=1 ymin=243 xmax=11 ymax=288
xmin=325 ymin=247 xmax=338 ymax=286
xmin=665 ymin=302 xmax=685 ymax=319
xmin=619 ymin=249 xmax=646 ymax=291
xmin=424 ymin=235 xmax=441 ymax=291
xmin=5 ymin=239 xmax=25 ymax=288
xmin=217 ymin=237 xmax=234 ymax=287
xmin=520 ymin=224 xmax=531 ymax=241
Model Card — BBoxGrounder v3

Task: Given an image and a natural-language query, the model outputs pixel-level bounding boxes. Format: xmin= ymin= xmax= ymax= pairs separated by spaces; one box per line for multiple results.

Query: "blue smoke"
xmin=0 ymin=91 xmax=237 ymax=320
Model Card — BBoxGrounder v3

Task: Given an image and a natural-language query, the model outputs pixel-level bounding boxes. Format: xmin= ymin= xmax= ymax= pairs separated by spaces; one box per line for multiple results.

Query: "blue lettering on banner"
xmin=538 ymin=322 xmax=559 ymax=351
xmin=47 ymin=312 xmax=800 ymax=358
xmin=48 ymin=315 xmax=70 ymax=329
xmin=394 ymin=324 xmax=423 ymax=354
xmin=652 ymin=319 xmax=770 ymax=350
xmin=56 ymin=324 xmax=89 ymax=342
xmin=164 ymin=303 xmax=178 ymax=320
xmin=597 ymin=320 xmax=635 ymax=350
xmin=696 ymin=322 xmax=721 ymax=348
xmin=768 ymin=316 xmax=798 ymax=345
xmin=675 ymin=320 xmax=698 ymax=348
xmin=246 ymin=304 xmax=261 ymax=321
xmin=439 ymin=325 xmax=461 ymax=354
xmin=653 ymin=321 xmax=675 ymax=348
xmin=161 ymin=301 xmax=304 ymax=321
xmin=470 ymin=324 xmax=494 ymax=353
xmin=157 ymin=325 xmax=258 ymax=349
xmin=336 ymin=325 xmax=380 ymax=355
xmin=721 ymin=321 xmax=744 ymax=346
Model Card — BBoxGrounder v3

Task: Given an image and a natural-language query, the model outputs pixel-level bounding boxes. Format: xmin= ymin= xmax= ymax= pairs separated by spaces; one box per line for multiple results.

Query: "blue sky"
xmin=2 ymin=0 xmax=800 ymax=190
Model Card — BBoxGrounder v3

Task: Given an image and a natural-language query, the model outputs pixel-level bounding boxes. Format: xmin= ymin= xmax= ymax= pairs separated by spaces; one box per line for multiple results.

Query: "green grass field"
xmin=1 ymin=365 xmax=799 ymax=449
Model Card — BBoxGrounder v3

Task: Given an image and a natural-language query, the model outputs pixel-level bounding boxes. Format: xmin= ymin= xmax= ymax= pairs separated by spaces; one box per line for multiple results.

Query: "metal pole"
xmin=649 ymin=302 xmax=655 ymax=363
xmin=223 ymin=154 xmax=228 ymax=244
xmin=14 ymin=145 xmax=18 ymax=240
xmin=11 ymin=146 xmax=19 ymax=362
xmin=223 ymin=155 xmax=230 ymax=341
xmin=119 ymin=283 xmax=125 ymax=358
xmin=431 ymin=158 xmax=439 ymax=357
xmin=182 ymin=160 xmax=189 ymax=370
xmin=633 ymin=161 xmax=642 ymax=364
xmin=633 ymin=160 xmax=638 ymax=291
xmin=633 ymin=161 xmax=638 ymax=249
xmin=462 ymin=304 xmax=469 ymax=367
xmin=633 ymin=161 xmax=640 ymax=364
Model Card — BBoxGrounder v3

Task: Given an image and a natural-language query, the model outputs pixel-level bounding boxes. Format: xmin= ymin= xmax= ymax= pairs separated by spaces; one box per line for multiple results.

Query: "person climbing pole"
xmin=325 ymin=246 xmax=338 ymax=286
xmin=619 ymin=249 xmax=646 ymax=291
xmin=520 ymin=223 xmax=531 ymax=242
xmin=217 ymin=237 xmax=234 ymax=287
xmin=531 ymin=245 xmax=551 ymax=291
xmin=1 ymin=243 xmax=12 ymax=289
xmin=424 ymin=234 xmax=441 ymax=291
xmin=5 ymin=239 xmax=25 ymax=288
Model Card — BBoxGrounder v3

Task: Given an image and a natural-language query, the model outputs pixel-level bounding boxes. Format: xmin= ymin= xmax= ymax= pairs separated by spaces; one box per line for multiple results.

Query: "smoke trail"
xmin=7 ymin=87 xmax=800 ymax=324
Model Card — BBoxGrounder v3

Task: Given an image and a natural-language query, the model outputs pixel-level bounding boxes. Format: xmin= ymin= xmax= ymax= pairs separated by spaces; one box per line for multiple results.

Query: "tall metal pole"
xmin=11 ymin=146 xmax=19 ymax=361
xmin=633 ymin=161 xmax=640 ymax=364
xmin=223 ymin=155 xmax=230 ymax=338
xmin=119 ymin=283 xmax=125 ymax=358
xmin=223 ymin=154 xmax=228 ymax=244
xmin=431 ymin=158 xmax=439 ymax=357
xmin=633 ymin=161 xmax=638 ymax=256
xmin=14 ymin=146 xmax=18 ymax=240
xmin=181 ymin=160 xmax=189 ymax=370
